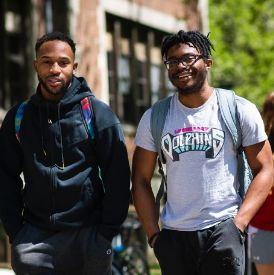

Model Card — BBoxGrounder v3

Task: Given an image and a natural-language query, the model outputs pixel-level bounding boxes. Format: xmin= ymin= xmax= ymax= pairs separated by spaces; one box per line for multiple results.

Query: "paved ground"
xmin=0 ymin=269 xmax=15 ymax=275
xmin=150 ymin=268 xmax=161 ymax=274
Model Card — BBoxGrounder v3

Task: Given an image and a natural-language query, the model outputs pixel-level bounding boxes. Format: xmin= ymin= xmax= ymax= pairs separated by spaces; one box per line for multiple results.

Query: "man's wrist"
xmin=148 ymin=232 xmax=160 ymax=248
xmin=233 ymin=217 xmax=247 ymax=233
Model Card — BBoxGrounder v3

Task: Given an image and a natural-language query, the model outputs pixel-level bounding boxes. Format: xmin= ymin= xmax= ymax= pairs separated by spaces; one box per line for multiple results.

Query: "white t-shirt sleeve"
xmin=236 ymin=96 xmax=267 ymax=147
xmin=134 ymin=108 xmax=157 ymax=152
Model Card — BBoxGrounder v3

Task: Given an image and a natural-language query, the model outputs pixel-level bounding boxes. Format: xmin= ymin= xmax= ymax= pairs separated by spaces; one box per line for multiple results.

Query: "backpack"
xmin=150 ymin=88 xmax=253 ymax=221
xmin=14 ymin=96 xmax=104 ymax=189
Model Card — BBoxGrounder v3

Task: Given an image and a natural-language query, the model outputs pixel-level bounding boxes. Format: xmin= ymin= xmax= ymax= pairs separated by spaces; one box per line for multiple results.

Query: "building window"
xmin=106 ymin=13 xmax=176 ymax=125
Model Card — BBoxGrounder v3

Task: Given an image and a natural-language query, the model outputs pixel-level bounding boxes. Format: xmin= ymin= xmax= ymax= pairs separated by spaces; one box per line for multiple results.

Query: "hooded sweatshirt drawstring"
xmin=39 ymin=98 xmax=46 ymax=156
xmin=58 ymin=102 xmax=65 ymax=170
xmin=46 ymin=103 xmax=52 ymax=125
xmin=39 ymin=101 xmax=64 ymax=170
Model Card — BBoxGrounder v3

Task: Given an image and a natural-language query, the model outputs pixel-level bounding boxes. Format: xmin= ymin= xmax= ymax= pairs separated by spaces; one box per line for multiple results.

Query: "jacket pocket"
xmin=79 ymin=181 xmax=96 ymax=208
xmin=86 ymin=183 xmax=94 ymax=197
xmin=54 ymin=181 xmax=97 ymax=223
xmin=61 ymin=107 xmax=90 ymax=149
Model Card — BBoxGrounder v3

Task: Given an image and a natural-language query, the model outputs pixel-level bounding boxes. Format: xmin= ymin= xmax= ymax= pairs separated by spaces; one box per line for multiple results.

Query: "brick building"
xmin=0 ymin=0 xmax=208 ymax=268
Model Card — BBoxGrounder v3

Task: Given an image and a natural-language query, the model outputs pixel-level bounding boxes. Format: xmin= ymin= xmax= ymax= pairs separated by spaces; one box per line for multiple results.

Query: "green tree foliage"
xmin=209 ymin=0 xmax=274 ymax=108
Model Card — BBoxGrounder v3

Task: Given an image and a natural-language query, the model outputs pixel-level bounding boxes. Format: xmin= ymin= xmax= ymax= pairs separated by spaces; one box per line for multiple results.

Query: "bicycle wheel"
xmin=111 ymin=261 xmax=123 ymax=275
xmin=125 ymin=243 xmax=150 ymax=275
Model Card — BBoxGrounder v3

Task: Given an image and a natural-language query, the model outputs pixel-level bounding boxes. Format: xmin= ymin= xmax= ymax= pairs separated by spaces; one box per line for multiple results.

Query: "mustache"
xmin=172 ymin=69 xmax=194 ymax=78
xmin=46 ymin=75 xmax=63 ymax=81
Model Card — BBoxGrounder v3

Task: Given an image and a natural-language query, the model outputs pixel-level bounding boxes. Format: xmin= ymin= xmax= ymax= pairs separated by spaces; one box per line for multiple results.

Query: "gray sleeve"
xmin=236 ymin=96 xmax=267 ymax=147
xmin=134 ymin=108 xmax=157 ymax=152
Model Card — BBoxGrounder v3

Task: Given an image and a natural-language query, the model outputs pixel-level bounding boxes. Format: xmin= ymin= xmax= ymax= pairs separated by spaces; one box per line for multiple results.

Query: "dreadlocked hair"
xmin=161 ymin=30 xmax=215 ymax=61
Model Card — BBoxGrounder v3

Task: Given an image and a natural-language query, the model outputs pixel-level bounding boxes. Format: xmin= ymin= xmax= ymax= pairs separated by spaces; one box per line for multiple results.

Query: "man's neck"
xmin=177 ymin=84 xmax=214 ymax=108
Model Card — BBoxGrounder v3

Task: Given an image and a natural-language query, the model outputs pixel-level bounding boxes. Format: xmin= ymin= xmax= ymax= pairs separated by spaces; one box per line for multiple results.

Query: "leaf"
xmin=209 ymin=0 xmax=274 ymax=109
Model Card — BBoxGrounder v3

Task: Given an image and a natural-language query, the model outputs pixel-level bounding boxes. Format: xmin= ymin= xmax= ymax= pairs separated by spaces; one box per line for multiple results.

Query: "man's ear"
xmin=205 ymin=59 xmax=213 ymax=71
xmin=73 ymin=62 xmax=78 ymax=75
xmin=33 ymin=60 xmax=38 ymax=72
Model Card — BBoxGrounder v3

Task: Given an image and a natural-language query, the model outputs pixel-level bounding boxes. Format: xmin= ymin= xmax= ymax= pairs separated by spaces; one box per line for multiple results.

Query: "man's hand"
xmin=234 ymin=140 xmax=273 ymax=233
xmin=151 ymin=235 xmax=159 ymax=248
xmin=233 ymin=217 xmax=245 ymax=236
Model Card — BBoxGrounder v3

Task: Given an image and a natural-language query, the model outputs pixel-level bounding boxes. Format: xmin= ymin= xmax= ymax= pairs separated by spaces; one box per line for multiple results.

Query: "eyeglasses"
xmin=164 ymin=54 xmax=203 ymax=70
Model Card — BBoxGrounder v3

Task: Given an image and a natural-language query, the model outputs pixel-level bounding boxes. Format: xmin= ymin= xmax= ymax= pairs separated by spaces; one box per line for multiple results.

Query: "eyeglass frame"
xmin=164 ymin=54 xmax=204 ymax=70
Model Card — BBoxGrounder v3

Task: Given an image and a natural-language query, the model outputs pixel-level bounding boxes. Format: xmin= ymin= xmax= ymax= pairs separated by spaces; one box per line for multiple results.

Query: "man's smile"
xmin=173 ymin=71 xmax=194 ymax=82
xmin=47 ymin=76 xmax=62 ymax=87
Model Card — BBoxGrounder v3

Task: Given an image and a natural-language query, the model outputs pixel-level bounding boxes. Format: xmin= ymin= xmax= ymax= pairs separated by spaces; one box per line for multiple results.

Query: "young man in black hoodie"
xmin=0 ymin=32 xmax=130 ymax=275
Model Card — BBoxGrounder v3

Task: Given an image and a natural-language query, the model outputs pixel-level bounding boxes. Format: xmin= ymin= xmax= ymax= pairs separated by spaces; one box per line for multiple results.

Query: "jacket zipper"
xmin=49 ymin=118 xmax=55 ymax=229
xmin=50 ymin=168 xmax=55 ymax=229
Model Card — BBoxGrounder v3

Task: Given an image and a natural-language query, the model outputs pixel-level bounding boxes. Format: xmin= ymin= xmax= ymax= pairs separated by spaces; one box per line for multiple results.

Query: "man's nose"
xmin=50 ymin=62 xmax=61 ymax=73
xmin=177 ymin=60 xmax=186 ymax=69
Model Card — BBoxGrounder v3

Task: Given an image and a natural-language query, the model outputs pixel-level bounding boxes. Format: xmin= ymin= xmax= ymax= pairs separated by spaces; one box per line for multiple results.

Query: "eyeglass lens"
xmin=166 ymin=56 xmax=197 ymax=70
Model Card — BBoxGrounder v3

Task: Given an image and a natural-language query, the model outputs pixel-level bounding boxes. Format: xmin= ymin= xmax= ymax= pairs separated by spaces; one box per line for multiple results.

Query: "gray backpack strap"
xmin=215 ymin=89 xmax=242 ymax=150
xmin=151 ymin=96 xmax=172 ymax=164
xmin=150 ymin=96 xmax=172 ymax=221
xmin=216 ymin=88 xmax=253 ymax=200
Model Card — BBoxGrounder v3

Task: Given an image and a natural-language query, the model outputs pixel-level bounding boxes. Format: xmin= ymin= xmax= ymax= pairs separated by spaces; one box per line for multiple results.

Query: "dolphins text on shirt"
xmin=161 ymin=127 xmax=225 ymax=162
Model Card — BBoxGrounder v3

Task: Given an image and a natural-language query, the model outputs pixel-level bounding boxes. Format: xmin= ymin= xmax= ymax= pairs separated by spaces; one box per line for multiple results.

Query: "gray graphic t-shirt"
xmin=134 ymin=90 xmax=267 ymax=231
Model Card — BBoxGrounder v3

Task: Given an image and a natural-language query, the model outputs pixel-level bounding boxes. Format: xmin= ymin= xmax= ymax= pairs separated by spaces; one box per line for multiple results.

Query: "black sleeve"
xmin=0 ymin=107 xmax=24 ymax=243
xmin=96 ymin=123 xmax=131 ymax=242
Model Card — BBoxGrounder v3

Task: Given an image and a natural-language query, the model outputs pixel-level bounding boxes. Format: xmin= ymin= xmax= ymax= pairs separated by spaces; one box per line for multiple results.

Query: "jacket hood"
xmin=30 ymin=76 xmax=94 ymax=110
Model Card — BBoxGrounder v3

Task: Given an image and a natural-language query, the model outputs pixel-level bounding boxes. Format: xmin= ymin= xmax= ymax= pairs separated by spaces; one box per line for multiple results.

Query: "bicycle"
xmin=111 ymin=213 xmax=150 ymax=275
xmin=111 ymin=262 xmax=123 ymax=275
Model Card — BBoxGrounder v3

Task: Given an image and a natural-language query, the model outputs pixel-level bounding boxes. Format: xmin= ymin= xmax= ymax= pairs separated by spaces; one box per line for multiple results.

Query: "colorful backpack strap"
xmin=15 ymin=100 xmax=29 ymax=145
xmin=80 ymin=97 xmax=105 ymax=193
xmin=80 ymin=97 xmax=95 ymax=139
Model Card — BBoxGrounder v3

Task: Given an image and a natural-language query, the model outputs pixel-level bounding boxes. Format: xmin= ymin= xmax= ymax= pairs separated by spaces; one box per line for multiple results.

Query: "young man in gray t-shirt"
xmin=132 ymin=30 xmax=273 ymax=275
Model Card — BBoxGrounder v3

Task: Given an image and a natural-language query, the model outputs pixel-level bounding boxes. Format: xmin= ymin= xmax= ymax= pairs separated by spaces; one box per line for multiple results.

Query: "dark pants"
xmin=11 ymin=223 xmax=112 ymax=275
xmin=154 ymin=218 xmax=245 ymax=275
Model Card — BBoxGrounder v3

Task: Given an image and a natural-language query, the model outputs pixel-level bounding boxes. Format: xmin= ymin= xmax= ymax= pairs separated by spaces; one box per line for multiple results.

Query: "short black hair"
xmin=35 ymin=31 xmax=76 ymax=56
xmin=161 ymin=30 xmax=215 ymax=61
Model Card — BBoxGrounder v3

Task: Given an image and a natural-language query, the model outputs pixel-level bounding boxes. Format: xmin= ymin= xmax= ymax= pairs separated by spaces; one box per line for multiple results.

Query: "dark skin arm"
xmin=132 ymin=141 xmax=273 ymax=246
xmin=132 ymin=147 xmax=159 ymax=247
xmin=234 ymin=140 xmax=273 ymax=232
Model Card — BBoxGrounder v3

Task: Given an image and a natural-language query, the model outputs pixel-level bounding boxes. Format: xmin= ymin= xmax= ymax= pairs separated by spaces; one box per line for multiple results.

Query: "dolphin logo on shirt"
xmin=161 ymin=128 xmax=225 ymax=162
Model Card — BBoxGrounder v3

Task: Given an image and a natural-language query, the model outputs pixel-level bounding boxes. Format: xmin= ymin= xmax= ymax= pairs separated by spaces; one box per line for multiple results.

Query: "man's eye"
xmin=169 ymin=61 xmax=177 ymax=65
xmin=183 ymin=57 xmax=194 ymax=63
xmin=60 ymin=62 xmax=68 ymax=65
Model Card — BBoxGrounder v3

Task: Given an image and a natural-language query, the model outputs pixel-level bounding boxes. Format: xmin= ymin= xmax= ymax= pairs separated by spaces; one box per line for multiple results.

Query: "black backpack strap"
xmin=155 ymin=158 xmax=167 ymax=222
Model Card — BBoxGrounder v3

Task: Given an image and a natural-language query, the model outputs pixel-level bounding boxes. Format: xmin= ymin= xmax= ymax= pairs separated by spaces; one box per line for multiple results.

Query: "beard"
xmin=37 ymin=73 xmax=73 ymax=97
xmin=168 ymin=65 xmax=208 ymax=96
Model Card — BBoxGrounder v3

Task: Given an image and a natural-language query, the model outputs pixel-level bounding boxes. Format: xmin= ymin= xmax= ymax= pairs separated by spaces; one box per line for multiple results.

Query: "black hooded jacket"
xmin=0 ymin=76 xmax=130 ymax=243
